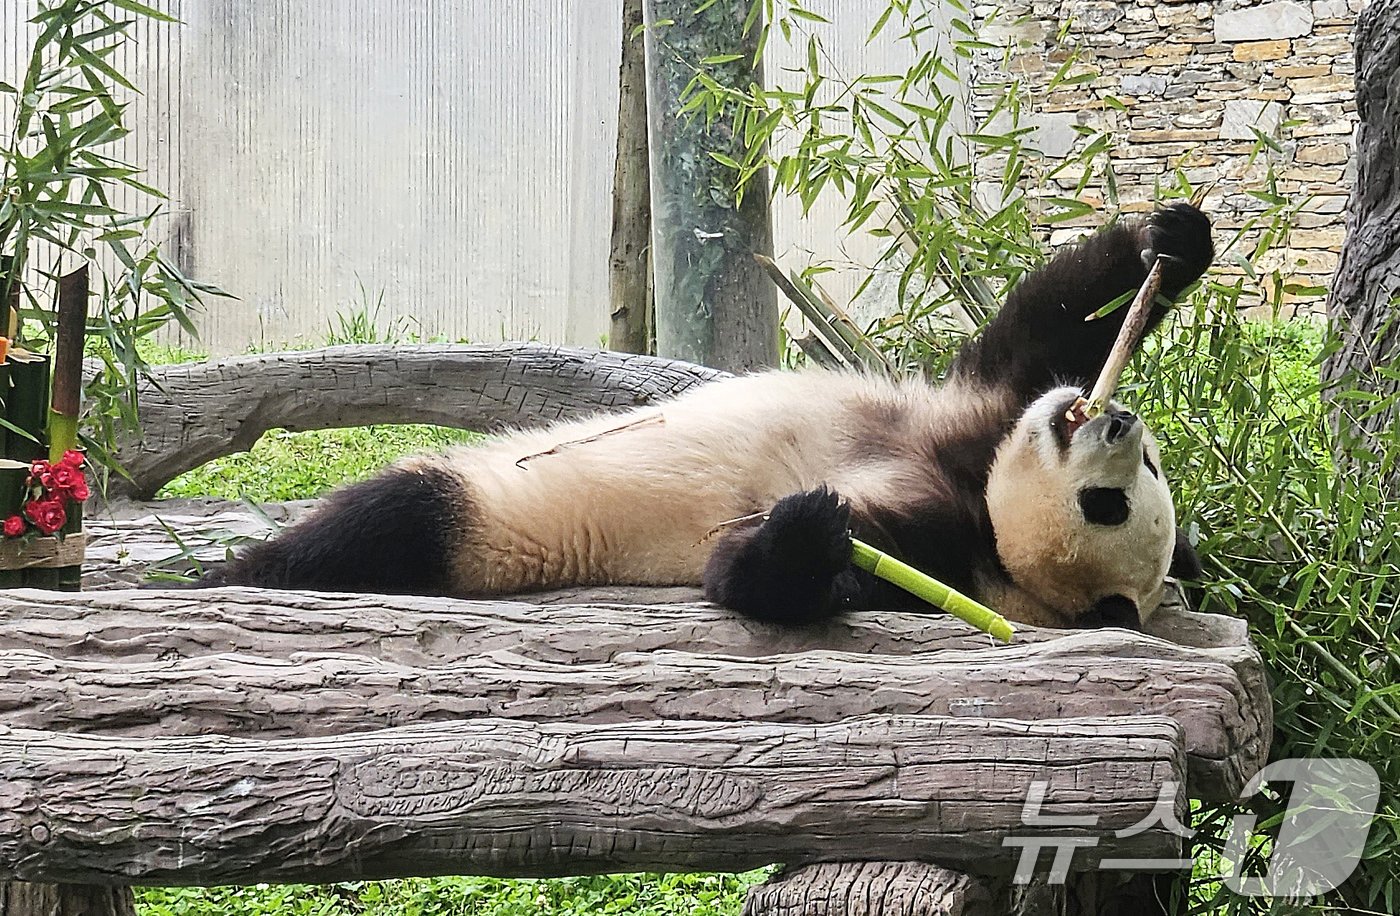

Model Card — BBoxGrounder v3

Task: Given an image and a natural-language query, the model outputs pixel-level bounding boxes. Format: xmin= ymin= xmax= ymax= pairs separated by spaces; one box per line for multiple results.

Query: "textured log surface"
xmin=0 ymin=715 xmax=1185 ymax=884
xmin=80 ymin=496 xmax=1249 ymax=648
xmin=0 ymin=607 xmax=1267 ymax=801
xmin=104 ymin=343 xmax=726 ymax=498
xmin=0 ymin=586 xmax=1248 ymax=666
xmin=743 ymin=862 xmax=998 ymax=916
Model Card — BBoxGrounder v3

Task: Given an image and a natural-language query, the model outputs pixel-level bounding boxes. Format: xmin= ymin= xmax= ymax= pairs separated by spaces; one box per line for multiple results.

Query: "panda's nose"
xmin=1105 ymin=410 xmax=1139 ymax=443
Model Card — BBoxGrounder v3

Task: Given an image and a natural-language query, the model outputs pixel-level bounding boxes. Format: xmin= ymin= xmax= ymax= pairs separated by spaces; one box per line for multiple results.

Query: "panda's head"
xmin=984 ymin=385 xmax=1201 ymax=629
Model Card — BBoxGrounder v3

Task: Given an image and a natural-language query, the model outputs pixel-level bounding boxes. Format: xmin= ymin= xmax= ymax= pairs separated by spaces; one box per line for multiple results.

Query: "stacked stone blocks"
xmin=971 ymin=0 xmax=1359 ymax=311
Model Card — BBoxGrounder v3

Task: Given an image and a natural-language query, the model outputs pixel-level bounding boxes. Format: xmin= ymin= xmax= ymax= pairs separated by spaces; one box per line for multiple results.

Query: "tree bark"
xmin=0 ymin=621 xmax=1268 ymax=801
xmin=0 ymin=716 xmax=1185 ymax=885
xmin=643 ymin=0 xmax=778 ymax=372
xmin=609 ymin=0 xmax=653 ymax=354
xmin=1323 ymin=0 xmax=1400 ymax=490
xmin=100 ymin=343 xmax=726 ymax=499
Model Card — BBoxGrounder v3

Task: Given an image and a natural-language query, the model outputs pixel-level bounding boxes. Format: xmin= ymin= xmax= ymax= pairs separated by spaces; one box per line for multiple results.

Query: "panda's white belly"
xmin=429 ymin=373 xmax=875 ymax=593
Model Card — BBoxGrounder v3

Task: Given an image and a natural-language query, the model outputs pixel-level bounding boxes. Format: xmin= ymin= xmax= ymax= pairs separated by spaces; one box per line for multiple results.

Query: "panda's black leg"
xmin=193 ymin=464 xmax=467 ymax=595
xmin=950 ymin=201 xmax=1213 ymax=397
xmin=703 ymin=486 xmax=877 ymax=625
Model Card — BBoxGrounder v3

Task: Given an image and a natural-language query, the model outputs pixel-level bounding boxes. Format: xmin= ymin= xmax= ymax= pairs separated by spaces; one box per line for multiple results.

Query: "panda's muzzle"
xmin=1103 ymin=409 xmax=1139 ymax=444
xmin=1052 ymin=402 xmax=1140 ymax=451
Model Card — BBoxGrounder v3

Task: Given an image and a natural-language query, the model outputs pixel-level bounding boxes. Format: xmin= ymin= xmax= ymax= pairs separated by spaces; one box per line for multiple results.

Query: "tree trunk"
xmin=1323 ymin=0 xmax=1400 ymax=490
xmin=609 ymin=0 xmax=653 ymax=354
xmin=0 ymin=716 xmax=1185 ymax=884
xmin=643 ymin=0 xmax=778 ymax=372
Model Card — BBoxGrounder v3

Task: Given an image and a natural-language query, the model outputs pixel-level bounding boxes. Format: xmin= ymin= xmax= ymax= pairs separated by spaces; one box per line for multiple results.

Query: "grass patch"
xmin=136 ymin=872 xmax=766 ymax=916
xmin=158 ymin=425 xmax=480 ymax=502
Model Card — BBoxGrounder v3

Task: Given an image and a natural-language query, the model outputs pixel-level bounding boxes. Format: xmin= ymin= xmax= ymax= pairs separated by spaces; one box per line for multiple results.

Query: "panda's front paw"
xmin=763 ymin=486 xmax=854 ymax=574
xmin=1143 ymin=202 xmax=1213 ymax=295
xmin=702 ymin=486 xmax=856 ymax=625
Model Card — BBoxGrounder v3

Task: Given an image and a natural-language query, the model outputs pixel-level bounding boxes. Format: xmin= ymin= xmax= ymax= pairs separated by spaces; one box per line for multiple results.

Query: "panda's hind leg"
xmin=196 ymin=463 xmax=469 ymax=595
xmin=702 ymin=487 xmax=874 ymax=624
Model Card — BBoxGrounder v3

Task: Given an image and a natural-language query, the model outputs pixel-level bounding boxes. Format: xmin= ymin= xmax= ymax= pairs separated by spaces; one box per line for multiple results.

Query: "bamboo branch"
xmin=1083 ymin=256 xmax=1164 ymax=417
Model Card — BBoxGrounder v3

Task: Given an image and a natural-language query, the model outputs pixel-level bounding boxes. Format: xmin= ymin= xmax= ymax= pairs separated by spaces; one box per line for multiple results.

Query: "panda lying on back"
xmin=200 ymin=202 xmax=1212 ymax=629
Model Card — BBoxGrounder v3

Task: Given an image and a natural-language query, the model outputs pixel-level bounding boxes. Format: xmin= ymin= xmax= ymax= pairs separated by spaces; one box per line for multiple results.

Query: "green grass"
xmin=158 ymin=425 xmax=480 ymax=502
xmin=136 ymin=873 xmax=765 ymax=916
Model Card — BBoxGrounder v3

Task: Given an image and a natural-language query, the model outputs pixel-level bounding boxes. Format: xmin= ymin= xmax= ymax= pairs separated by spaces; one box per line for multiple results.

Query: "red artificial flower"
xmin=60 ymin=450 xmax=84 ymax=468
xmin=23 ymin=495 xmax=66 ymax=535
xmin=27 ymin=459 xmax=51 ymax=491
xmin=2 ymin=515 xmax=24 ymax=538
xmin=47 ymin=464 xmax=88 ymax=501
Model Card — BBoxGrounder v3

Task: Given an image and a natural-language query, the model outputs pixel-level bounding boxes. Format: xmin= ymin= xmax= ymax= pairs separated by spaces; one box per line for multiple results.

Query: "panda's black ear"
xmin=1078 ymin=594 xmax=1141 ymax=630
xmin=1170 ymin=527 xmax=1204 ymax=581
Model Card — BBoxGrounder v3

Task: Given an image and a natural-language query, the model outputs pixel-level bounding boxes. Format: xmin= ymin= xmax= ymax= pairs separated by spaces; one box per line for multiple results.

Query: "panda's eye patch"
xmin=1079 ymin=487 xmax=1129 ymax=526
xmin=1143 ymin=450 xmax=1159 ymax=479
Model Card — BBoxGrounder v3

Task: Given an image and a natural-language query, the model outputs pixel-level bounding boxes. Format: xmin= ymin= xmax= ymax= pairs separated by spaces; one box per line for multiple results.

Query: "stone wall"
xmin=971 ymin=0 xmax=1361 ymax=313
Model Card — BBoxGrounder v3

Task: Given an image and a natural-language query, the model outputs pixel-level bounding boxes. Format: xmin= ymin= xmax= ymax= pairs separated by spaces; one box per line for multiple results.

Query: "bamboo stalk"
xmin=850 ymin=538 xmax=1015 ymax=643
xmin=5 ymin=355 xmax=53 ymax=588
xmin=1082 ymin=257 xmax=1164 ymax=418
xmin=48 ymin=267 xmax=88 ymax=590
xmin=753 ymin=253 xmax=861 ymax=367
xmin=0 ymin=258 xmax=18 ymax=589
xmin=49 ymin=265 xmax=88 ymax=462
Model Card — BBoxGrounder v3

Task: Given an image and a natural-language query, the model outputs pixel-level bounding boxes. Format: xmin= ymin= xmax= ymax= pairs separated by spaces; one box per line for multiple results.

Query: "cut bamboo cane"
xmin=50 ymin=266 xmax=88 ymax=592
xmin=1082 ymin=257 xmax=1164 ymax=418
xmin=49 ymin=265 xmax=87 ymax=461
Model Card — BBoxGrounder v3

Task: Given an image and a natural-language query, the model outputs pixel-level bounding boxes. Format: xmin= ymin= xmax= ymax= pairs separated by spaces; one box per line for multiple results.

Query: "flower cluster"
xmin=4 ymin=450 xmax=88 ymax=537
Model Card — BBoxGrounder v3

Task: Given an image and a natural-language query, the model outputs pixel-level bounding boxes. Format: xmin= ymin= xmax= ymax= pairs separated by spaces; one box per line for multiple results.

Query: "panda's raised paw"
xmin=702 ymin=486 xmax=856 ymax=625
xmin=1143 ymin=202 xmax=1214 ymax=294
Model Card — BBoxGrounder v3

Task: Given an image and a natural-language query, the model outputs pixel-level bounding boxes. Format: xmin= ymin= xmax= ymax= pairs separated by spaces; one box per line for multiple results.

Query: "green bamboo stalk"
xmin=6 ymin=354 xmax=54 ymax=588
xmin=6 ymin=354 xmax=49 ymax=464
xmin=49 ymin=266 xmax=86 ymax=591
xmin=49 ymin=265 xmax=87 ymax=460
xmin=850 ymin=537 xmax=1015 ymax=643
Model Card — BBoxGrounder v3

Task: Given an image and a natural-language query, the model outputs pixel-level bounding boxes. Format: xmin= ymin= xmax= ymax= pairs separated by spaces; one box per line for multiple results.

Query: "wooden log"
xmin=0 ymin=882 xmax=134 ymax=916
xmin=0 ymin=586 xmax=1250 ymax=667
xmin=0 ymin=715 xmax=1186 ymax=884
xmin=81 ymin=501 xmax=1254 ymax=661
xmin=101 ymin=343 xmax=727 ymax=498
xmin=0 ymin=534 xmax=86 ymax=571
xmin=743 ymin=862 xmax=1000 ymax=916
xmin=0 ymin=629 xmax=1268 ymax=801
xmin=744 ymin=863 xmax=1182 ymax=916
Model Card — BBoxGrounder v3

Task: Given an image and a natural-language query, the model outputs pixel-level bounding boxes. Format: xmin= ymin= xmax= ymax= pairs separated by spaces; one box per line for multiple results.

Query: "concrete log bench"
xmin=0 ymin=344 xmax=1274 ymax=916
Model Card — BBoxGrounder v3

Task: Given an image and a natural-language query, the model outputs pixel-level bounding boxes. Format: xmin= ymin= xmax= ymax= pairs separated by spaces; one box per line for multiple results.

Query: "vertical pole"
xmin=609 ymin=0 xmax=654 ymax=355
xmin=642 ymin=0 xmax=778 ymax=372
xmin=52 ymin=266 xmax=88 ymax=592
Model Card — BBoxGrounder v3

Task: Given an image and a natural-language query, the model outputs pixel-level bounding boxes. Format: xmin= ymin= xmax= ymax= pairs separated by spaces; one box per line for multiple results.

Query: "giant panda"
xmin=198 ymin=202 xmax=1212 ymax=630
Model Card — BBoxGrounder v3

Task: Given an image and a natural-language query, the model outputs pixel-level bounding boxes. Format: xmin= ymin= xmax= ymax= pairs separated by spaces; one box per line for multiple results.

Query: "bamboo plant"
xmin=0 ymin=0 xmax=225 ymax=587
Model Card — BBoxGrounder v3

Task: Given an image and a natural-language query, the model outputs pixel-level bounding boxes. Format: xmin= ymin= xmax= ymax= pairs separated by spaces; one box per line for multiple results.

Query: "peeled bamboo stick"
xmin=1083 ymin=256 xmax=1164 ymax=417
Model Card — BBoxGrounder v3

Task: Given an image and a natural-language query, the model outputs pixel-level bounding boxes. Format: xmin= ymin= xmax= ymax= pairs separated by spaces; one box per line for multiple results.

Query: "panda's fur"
xmin=199 ymin=203 xmax=1213 ymax=629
